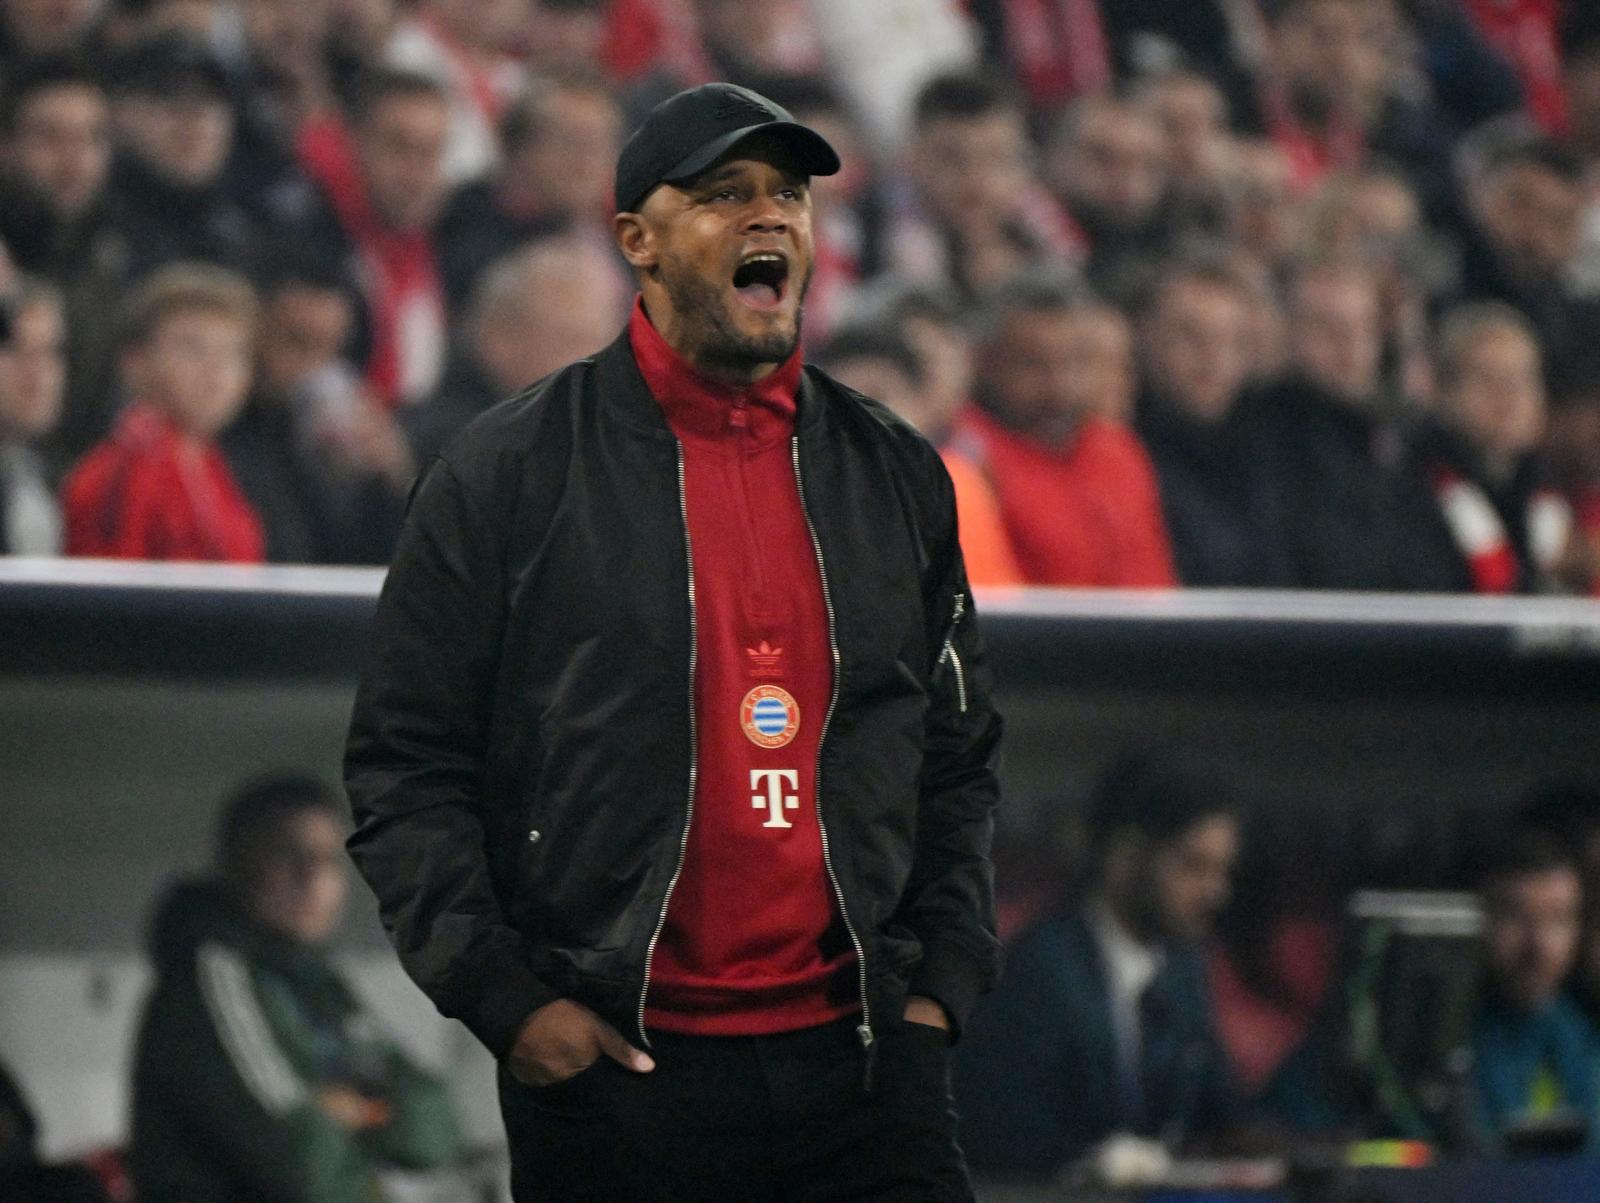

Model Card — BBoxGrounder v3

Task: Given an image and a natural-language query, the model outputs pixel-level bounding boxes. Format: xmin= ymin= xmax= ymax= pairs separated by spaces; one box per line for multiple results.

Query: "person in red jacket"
xmin=63 ymin=263 xmax=265 ymax=562
xmin=955 ymin=271 xmax=1176 ymax=587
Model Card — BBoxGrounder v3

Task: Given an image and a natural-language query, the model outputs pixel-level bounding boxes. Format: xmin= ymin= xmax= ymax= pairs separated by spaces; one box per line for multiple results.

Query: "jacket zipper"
xmin=790 ymin=438 xmax=875 ymax=1072
xmin=936 ymin=593 xmax=969 ymax=714
xmin=636 ymin=442 xmax=699 ymax=1049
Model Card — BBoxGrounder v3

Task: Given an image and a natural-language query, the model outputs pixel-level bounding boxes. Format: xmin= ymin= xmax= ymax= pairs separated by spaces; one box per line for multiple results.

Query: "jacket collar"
xmin=626 ymin=295 xmax=801 ymax=447
xmin=594 ymin=323 xmax=828 ymax=443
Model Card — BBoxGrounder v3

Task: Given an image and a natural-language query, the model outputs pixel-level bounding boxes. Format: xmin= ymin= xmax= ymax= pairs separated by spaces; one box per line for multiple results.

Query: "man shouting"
xmin=345 ymin=82 xmax=1002 ymax=1202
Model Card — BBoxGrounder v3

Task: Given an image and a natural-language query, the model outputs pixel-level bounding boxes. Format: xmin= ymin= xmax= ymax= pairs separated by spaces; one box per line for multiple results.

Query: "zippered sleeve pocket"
xmin=933 ymin=591 xmax=969 ymax=714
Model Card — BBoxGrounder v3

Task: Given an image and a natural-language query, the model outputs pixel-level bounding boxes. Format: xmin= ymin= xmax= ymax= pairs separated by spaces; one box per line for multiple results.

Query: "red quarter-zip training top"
xmin=630 ymin=298 xmax=859 ymax=1036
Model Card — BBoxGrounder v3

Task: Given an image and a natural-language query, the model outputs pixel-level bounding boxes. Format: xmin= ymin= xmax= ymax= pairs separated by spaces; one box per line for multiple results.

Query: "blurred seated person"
xmin=1043 ymin=96 xmax=1173 ymax=293
xmin=1473 ymin=829 xmax=1597 ymax=1148
xmin=0 ymin=281 xmax=66 ymax=555
xmin=1406 ymin=303 xmax=1572 ymax=594
xmin=296 ymin=69 xmax=454 ymax=409
xmin=222 ymin=256 xmax=411 ymax=564
xmin=106 ymin=34 xmax=258 ymax=281
xmin=1135 ymin=259 xmax=1293 ymax=587
xmin=953 ymin=270 xmax=1175 ymax=586
xmin=436 ymin=68 xmax=623 ymax=313
xmin=130 ymin=774 xmax=464 ymax=1202
xmin=816 ymin=322 xmax=1020 ymax=588
xmin=0 ymin=59 xmax=123 ymax=465
xmin=404 ymin=235 xmax=627 ymax=467
xmin=955 ymin=750 xmax=1240 ymax=1178
xmin=63 ymin=263 xmax=265 ymax=561
xmin=1454 ymin=136 xmax=1598 ymax=354
xmin=893 ymin=71 xmax=1081 ymax=301
xmin=1254 ymin=258 xmax=1452 ymax=590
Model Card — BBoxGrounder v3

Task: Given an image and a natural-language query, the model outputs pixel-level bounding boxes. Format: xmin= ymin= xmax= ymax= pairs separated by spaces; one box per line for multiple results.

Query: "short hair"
xmin=499 ymin=67 xmax=617 ymax=155
xmin=1482 ymin=136 xmax=1587 ymax=188
xmin=1146 ymin=254 xmax=1255 ymax=316
xmin=815 ymin=323 xmax=925 ymax=389
xmin=215 ymin=773 xmax=344 ymax=889
xmin=1087 ymin=748 xmax=1240 ymax=853
xmin=912 ymin=70 xmax=1020 ymax=129
xmin=350 ymin=67 xmax=449 ymax=126
xmin=121 ymin=262 xmax=259 ymax=349
xmin=1477 ymin=827 xmax=1580 ymax=896
xmin=973 ymin=266 xmax=1100 ymax=345
xmin=249 ymin=243 xmax=353 ymax=300
xmin=0 ymin=56 xmax=103 ymax=136
xmin=1433 ymin=301 xmax=1540 ymax=393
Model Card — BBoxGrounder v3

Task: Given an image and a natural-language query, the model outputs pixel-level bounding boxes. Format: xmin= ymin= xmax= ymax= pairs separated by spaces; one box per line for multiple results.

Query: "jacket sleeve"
xmin=142 ymin=943 xmax=377 ymax=1203
xmin=900 ymin=452 xmax=1004 ymax=1037
xmin=343 ymin=456 xmax=560 ymax=1059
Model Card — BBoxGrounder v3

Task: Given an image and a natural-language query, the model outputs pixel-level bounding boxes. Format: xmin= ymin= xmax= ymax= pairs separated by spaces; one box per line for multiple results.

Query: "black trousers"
xmin=498 ymin=1015 xmax=976 ymax=1202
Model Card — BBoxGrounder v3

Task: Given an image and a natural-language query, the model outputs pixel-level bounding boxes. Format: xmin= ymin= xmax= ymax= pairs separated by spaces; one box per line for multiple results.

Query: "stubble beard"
xmin=658 ymin=253 xmax=811 ymax=374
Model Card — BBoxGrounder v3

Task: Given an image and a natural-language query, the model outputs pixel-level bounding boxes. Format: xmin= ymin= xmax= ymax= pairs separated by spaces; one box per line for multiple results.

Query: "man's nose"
xmin=744 ymin=199 xmax=788 ymax=233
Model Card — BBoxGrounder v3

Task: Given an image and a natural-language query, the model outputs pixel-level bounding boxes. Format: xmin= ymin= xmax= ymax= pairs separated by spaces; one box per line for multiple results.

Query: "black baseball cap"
xmin=614 ymin=82 xmax=840 ymax=214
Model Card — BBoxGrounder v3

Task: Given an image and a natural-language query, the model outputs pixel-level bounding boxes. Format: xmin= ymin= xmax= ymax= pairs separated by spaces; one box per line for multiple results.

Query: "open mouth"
xmin=732 ymin=251 xmax=789 ymax=311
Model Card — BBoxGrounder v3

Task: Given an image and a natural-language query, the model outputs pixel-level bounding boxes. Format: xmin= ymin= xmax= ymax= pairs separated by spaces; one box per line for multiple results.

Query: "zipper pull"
xmin=858 ymin=1023 xmax=878 ymax=1093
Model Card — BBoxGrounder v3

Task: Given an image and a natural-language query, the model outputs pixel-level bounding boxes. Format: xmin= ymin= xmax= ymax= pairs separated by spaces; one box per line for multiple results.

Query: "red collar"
xmin=628 ymin=296 xmax=801 ymax=446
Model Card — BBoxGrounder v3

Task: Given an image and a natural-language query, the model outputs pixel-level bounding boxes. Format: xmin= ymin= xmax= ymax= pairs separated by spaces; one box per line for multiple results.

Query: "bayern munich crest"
xmin=740 ymin=685 xmax=800 ymax=749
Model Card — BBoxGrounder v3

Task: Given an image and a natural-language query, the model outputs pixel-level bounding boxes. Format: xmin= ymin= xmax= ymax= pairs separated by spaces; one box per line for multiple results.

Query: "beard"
xmin=656 ymin=251 xmax=811 ymax=373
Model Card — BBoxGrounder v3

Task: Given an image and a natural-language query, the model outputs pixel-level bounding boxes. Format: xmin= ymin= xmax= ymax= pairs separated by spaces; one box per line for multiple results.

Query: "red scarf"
xmin=1463 ymin=0 xmax=1568 ymax=134
xmin=297 ymin=116 xmax=446 ymax=408
xmin=1431 ymin=465 xmax=1571 ymax=593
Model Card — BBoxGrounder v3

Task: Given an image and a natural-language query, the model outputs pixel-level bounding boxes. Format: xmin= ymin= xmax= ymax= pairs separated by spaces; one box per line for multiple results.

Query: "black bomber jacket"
xmin=343 ymin=331 xmax=1003 ymax=1064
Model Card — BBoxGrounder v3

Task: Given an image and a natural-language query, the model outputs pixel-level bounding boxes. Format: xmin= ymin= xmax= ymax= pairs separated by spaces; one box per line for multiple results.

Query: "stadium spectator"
xmin=226 ymin=0 xmax=339 ymax=228
xmin=383 ymin=0 xmax=526 ymax=182
xmin=816 ymin=321 xmax=1022 ymax=588
xmin=106 ymin=34 xmax=257 ymax=280
xmin=0 ymin=280 xmax=65 ymax=555
xmin=436 ymin=68 xmax=623 ymax=312
xmin=1256 ymin=0 xmax=1450 ymax=212
xmin=222 ymin=257 xmax=411 ymax=564
xmin=1135 ymin=70 xmax=1234 ymax=238
xmin=1473 ymin=829 xmax=1597 ymax=1147
xmin=129 ymin=774 xmax=464 ymax=1202
xmin=525 ymin=0 xmax=609 ymax=76
xmin=297 ymin=68 xmax=453 ymax=409
xmin=1043 ymin=96 xmax=1171 ymax=293
xmin=406 ymin=235 xmax=627 ymax=466
xmin=0 ymin=60 xmax=120 ymax=464
xmin=1223 ymin=139 xmax=1304 ymax=273
xmin=1136 ymin=261 xmax=1292 ymax=587
xmin=0 ymin=0 xmax=104 ymax=65
xmin=895 ymin=71 xmax=1080 ymax=301
xmin=1406 ymin=303 xmax=1570 ymax=594
xmin=957 ymin=272 xmax=1173 ymax=587
xmin=62 ymin=263 xmax=264 ymax=561
xmin=955 ymin=750 xmax=1241 ymax=1177
xmin=1454 ymin=136 xmax=1600 ymax=353
xmin=1252 ymin=258 xmax=1448 ymax=590
xmin=882 ymin=283 xmax=979 ymax=440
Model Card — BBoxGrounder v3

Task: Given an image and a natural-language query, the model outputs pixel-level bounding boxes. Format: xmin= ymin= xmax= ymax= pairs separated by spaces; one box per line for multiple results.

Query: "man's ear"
xmin=615 ymin=212 xmax=657 ymax=272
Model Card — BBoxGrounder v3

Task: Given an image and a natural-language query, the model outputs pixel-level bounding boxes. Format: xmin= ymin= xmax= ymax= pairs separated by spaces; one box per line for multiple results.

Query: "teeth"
xmin=741 ymin=253 xmax=785 ymax=266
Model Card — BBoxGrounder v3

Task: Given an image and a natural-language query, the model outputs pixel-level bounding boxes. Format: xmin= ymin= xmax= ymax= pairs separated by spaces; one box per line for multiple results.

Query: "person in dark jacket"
xmin=1405 ymin=302 xmax=1572 ymax=594
xmin=344 ymin=82 xmax=1003 ymax=1203
xmin=954 ymin=750 xmax=1240 ymax=1180
xmin=1253 ymin=259 xmax=1455 ymax=591
xmin=129 ymin=774 xmax=463 ymax=1203
xmin=1135 ymin=260 xmax=1293 ymax=587
xmin=105 ymin=35 xmax=258 ymax=281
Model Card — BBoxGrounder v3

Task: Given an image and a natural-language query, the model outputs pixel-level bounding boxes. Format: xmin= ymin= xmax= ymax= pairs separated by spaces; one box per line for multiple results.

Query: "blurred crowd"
xmin=0 ymin=0 xmax=1592 ymax=591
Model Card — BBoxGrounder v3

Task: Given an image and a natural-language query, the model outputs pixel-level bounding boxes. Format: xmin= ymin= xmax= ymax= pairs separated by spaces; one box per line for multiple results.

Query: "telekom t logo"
xmin=750 ymin=769 xmax=799 ymax=828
